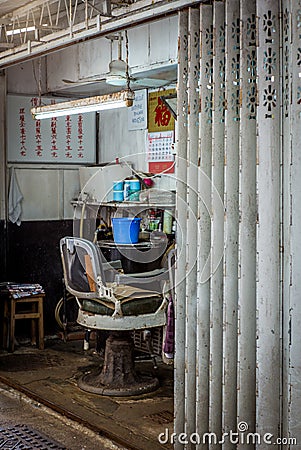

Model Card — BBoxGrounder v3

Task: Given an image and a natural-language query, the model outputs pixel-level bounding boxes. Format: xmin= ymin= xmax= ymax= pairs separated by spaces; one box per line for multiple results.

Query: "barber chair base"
xmin=78 ymin=331 xmax=159 ymax=396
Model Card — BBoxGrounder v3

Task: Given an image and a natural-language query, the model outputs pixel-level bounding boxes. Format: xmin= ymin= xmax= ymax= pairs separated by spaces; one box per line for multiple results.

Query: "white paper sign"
xmin=7 ymin=95 xmax=96 ymax=163
xmin=128 ymin=89 xmax=147 ymax=131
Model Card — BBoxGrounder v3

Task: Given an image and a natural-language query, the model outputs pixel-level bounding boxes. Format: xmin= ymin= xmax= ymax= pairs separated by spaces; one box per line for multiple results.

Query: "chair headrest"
xmin=66 ymin=238 xmax=75 ymax=254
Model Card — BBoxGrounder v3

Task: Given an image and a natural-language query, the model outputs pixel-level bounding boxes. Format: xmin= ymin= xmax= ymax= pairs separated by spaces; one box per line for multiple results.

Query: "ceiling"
xmin=0 ymin=0 xmax=178 ymax=93
xmin=0 ymin=0 xmax=188 ymax=98
xmin=0 ymin=0 xmax=202 ymax=69
xmin=0 ymin=1 xmax=28 ymax=16
xmin=0 ymin=0 xmax=121 ymax=50
xmin=0 ymin=0 xmax=120 ymax=19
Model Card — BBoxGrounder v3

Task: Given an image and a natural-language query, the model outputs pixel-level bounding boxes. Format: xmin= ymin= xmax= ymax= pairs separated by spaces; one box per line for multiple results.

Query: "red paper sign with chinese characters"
xmin=148 ymin=89 xmax=176 ymax=133
xmin=147 ymin=89 xmax=175 ymax=174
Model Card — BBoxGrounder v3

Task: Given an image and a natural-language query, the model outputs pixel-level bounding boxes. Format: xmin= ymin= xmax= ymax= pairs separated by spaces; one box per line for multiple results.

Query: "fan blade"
xmin=131 ymin=77 xmax=172 ymax=88
xmin=62 ymin=77 xmax=107 ymax=85
xmin=105 ymin=74 xmax=128 ymax=86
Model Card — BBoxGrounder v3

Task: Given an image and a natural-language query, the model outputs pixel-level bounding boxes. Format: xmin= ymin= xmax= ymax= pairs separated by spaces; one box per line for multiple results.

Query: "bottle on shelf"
xmin=163 ymin=210 xmax=172 ymax=234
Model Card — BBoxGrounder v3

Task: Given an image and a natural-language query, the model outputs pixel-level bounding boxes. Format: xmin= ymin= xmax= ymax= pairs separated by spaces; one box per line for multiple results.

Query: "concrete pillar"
xmin=256 ymin=0 xmax=281 ymax=439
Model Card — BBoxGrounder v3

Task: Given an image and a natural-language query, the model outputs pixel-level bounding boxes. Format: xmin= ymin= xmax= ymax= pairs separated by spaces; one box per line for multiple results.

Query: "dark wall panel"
xmin=7 ymin=220 xmax=73 ymax=334
xmin=0 ymin=220 xmax=7 ymax=281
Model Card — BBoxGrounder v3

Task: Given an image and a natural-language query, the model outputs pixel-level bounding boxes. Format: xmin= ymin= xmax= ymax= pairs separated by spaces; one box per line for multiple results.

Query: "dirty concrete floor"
xmin=0 ymin=338 xmax=174 ymax=450
xmin=0 ymin=381 xmax=124 ymax=449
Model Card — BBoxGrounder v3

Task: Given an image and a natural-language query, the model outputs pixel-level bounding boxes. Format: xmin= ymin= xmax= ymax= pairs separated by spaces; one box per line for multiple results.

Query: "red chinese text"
xmin=77 ymin=114 xmax=84 ymax=158
xmin=19 ymin=108 xmax=27 ymax=157
xmin=154 ymin=98 xmax=171 ymax=128
xmin=51 ymin=116 xmax=58 ymax=158
xmin=65 ymin=115 xmax=72 ymax=158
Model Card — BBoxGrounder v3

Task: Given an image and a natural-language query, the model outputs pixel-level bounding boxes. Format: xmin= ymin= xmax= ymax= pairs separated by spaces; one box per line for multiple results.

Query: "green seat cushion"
xmin=81 ymin=296 xmax=162 ymax=316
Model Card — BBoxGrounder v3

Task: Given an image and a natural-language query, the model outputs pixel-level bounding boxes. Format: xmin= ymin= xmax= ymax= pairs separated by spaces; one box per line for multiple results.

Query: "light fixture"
xmin=6 ymin=26 xmax=36 ymax=36
xmin=31 ymin=90 xmax=135 ymax=120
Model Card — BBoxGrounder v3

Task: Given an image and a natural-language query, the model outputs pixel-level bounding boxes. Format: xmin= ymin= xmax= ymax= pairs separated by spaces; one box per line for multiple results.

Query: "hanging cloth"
xmin=8 ymin=167 xmax=23 ymax=226
xmin=163 ymin=294 xmax=175 ymax=359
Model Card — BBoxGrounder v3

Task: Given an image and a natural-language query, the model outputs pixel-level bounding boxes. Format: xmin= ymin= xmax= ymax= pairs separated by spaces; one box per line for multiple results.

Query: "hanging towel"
xmin=8 ymin=167 xmax=23 ymax=226
xmin=163 ymin=294 xmax=175 ymax=359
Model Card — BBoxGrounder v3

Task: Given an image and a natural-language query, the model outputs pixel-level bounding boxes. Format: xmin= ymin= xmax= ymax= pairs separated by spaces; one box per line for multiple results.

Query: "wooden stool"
xmin=2 ymin=294 xmax=45 ymax=352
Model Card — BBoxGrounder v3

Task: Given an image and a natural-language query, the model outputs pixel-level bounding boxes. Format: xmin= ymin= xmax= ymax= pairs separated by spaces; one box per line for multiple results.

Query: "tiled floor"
xmin=0 ymin=339 xmax=174 ymax=450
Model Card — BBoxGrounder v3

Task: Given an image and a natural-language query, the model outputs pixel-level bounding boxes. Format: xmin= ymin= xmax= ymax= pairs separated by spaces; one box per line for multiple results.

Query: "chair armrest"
xmin=115 ymin=268 xmax=169 ymax=293
xmin=119 ymin=268 xmax=166 ymax=278
xmin=103 ymin=260 xmax=123 ymax=270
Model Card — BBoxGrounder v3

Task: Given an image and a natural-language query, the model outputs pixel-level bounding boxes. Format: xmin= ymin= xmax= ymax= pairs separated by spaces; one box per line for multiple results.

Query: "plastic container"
xmin=111 ymin=217 xmax=141 ymax=244
xmin=128 ymin=191 xmax=140 ymax=201
xmin=149 ymin=219 xmax=160 ymax=231
xmin=128 ymin=179 xmax=141 ymax=191
xmin=163 ymin=210 xmax=172 ymax=234
xmin=113 ymin=181 xmax=124 ymax=191
xmin=124 ymin=181 xmax=131 ymax=200
xmin=113 ymin=190 xmax=124 ymax=202
xmin=143 ymin=177 xmax=154 ymax=188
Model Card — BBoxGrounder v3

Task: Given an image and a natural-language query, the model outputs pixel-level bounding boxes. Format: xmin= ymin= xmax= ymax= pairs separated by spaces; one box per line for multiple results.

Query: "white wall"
xmin=8 ymin=166 xmax=80 ymax=221
xmin=99 ymin=108 xmax=147 ymax=168
xmin=99 ymin=107 xmax=176 ymax=191
xmin=45 ymin=45 xmax=81 ymax=92
xmin=46 ymin=17 xmax=178 ymax=92
xmin=6 ymin=16 xmax=178 ymax=221
xmin=7 ymin=58 xmax=47 ymax=95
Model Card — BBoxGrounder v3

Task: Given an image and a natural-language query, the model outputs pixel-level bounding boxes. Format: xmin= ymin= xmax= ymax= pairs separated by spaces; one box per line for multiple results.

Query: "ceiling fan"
xmin=62 ymin=31 xmax=173 ymax=89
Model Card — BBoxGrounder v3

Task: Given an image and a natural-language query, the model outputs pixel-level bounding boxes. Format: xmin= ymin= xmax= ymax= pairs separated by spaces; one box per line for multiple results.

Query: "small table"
xmin=2 ymin=293 xmax=45 ymax=352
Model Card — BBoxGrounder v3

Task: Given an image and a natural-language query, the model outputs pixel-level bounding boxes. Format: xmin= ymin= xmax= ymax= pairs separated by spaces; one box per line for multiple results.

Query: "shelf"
xmin=97 ymin=240 xmax=155 ymax=249
xmin=71 ymin=200 xmax=175 ymax=209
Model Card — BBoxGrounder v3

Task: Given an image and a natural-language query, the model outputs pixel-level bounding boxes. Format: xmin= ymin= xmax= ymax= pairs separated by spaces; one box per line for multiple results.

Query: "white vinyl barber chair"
xmin=60 ymin=236 xmax=170 ymax=396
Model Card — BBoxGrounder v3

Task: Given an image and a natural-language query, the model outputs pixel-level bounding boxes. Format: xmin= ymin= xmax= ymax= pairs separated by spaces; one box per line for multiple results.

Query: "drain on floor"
xmin=145 ymin=410 xmax=174 ymax=424
xmin=0 ymin=424 xmax=65 ymax=449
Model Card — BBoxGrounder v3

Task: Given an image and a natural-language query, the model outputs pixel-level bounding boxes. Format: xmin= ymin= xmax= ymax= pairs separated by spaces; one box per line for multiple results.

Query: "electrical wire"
xmin=54 ymin=293 xmax=77 ymax=329
xmin=79 ymin=200 xmax=86 ymax=238
xmin=120 ymin=157 xmax=175 ymax=180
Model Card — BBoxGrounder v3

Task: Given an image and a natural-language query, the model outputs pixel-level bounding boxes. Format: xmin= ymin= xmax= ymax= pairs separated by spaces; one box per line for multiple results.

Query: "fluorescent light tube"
xmin=7 ymin=26 xmax=36 ymax=36
xmin=31 ymin=90 xmax=135 ymax=119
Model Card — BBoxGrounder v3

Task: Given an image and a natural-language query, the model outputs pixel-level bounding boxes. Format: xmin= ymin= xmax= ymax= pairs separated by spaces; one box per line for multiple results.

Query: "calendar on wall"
xmin=147 ymin=130 xmax=175 ymax=174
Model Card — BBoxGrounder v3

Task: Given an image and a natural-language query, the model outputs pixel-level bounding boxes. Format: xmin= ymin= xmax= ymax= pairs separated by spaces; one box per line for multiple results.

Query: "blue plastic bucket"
xmin=128 ymin=191 xmax=140 ymax=201
xmin=113 ymin=181 xmax=124 ymax=191
xmin=111 ymin=217 xmax=141 ymax=244
xmin=113 ymin=190 xmax=124 ymax=202
xmin=128 ymin=179 xmax=141 ymax=191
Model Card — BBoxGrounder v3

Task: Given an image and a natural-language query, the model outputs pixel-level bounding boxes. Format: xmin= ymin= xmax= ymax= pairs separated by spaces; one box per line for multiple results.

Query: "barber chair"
xmin=60 ymin=236 xmax=171 ymax=396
